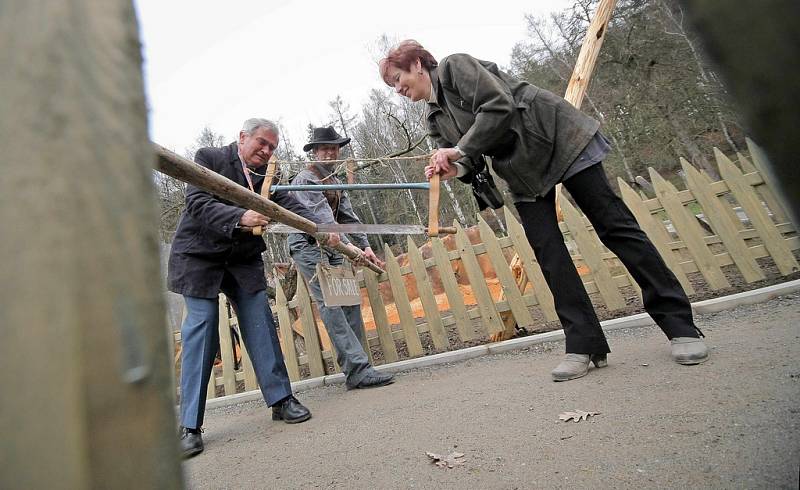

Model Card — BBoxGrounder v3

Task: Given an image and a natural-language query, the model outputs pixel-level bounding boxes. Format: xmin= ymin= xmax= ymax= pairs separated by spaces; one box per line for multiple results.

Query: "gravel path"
xmin=184 ymin=293 xmax=800 ymax=489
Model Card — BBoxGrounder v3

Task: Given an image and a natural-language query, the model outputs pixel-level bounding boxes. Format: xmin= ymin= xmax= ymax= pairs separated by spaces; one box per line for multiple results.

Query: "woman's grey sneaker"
xmin=670 ymin=337 xmax=709 ymax=365
xmin=551 ymin=353 xmax=607 ymax=381
xmin=180 ymin=426 xmax=203 ymax=459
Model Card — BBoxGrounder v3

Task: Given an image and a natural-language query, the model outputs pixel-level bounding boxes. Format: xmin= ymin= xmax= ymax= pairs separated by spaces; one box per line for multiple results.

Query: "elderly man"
xmin=288 ymin=127 xmax=394 ymax=390
xmin=168 ymin=118 xmax=340 ymax=459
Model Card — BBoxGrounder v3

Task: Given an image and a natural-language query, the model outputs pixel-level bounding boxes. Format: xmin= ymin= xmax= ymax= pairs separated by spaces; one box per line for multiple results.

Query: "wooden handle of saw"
xmin=252 ymin=156 xmax=279 ymax=235
xmin=428 ymin=172 xmax=440 ymax=237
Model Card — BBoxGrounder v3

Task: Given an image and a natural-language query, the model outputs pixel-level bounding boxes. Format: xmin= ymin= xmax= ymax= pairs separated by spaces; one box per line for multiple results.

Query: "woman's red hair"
xmin=379 ymin=40 xmax=438 ymax=85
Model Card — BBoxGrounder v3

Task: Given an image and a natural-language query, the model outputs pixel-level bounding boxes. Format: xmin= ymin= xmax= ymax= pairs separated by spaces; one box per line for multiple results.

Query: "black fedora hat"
xmin=303 ymin=126 xmax=351 ymax=152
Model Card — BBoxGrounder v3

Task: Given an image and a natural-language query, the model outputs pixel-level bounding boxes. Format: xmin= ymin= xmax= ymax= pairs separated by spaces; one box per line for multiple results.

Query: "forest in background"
xmin=155 ymin=0 xmax=746 ymax=265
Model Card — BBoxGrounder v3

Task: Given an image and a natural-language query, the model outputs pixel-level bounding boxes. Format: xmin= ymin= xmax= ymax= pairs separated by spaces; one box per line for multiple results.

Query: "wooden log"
xmin=0 ymin=1 xmax=182 ymax=487
xmin=154 ymin=145 xmax=384 ymax=275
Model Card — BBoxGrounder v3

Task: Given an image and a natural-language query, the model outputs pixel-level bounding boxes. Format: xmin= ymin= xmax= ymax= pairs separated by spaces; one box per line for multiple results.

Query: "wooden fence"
xmin=176 ymin=141 xmax=798 ymax=400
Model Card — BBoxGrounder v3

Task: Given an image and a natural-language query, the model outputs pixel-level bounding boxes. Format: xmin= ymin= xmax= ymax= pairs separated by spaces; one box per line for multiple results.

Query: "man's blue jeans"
xmin=180 ymin=283 xmax=292 ymax=429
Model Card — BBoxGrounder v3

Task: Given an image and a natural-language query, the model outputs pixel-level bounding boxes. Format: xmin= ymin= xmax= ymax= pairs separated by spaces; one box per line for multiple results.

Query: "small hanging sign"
xmin=316 ymin=263 xmax=361 ymax=306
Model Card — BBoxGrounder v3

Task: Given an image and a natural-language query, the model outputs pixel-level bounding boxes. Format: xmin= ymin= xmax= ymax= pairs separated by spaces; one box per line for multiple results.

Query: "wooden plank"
xmin=431 ymin=234 xmax=476 ymax=341
xmin=275 ymin=280 xmax=301 ymax=382
xmin=649 ymin=168 xmax=730 ymax=290
xmin=559 ymin=195 xmax=627 ymax=310
xmin=716 ymin=149 xmax=799 ymax=275
xmin=681 ymin=158 xmax=765 ymax=282
xmin=384 ymin=245 xmax=425 ymax=357
xmin=216 ymin=295 xmax=237 ymax=395
xmin=238 ymin=337 xmax=258 ymax=391
xmin=618 ymin=179 xmax=695 ymax=295
xmin=477 ymin=215 xmax=536 ymax=327
xmin=699 ymin=168 xmax=747 ymax=232
xmin=454 ymin=222 xmax=505 ymax=335
xmin=295 ymin=275 xmax=326 ymax=377
xmin=362 ymin=269 xmax=399 ymax=363
xmin=407 ymin=236 xmax=449 ymax=350
xmin=206 ymin=369 xmax=217 ymax=399
xmin=745 ymin=139 xmax=791 ymax=225
xmin=503 ymin=208 xmax=558 ymax=322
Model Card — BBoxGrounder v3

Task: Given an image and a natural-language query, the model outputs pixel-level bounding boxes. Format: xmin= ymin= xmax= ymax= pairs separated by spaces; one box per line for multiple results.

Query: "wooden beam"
xmin=0 ymin=1 xmax=182 ymax=487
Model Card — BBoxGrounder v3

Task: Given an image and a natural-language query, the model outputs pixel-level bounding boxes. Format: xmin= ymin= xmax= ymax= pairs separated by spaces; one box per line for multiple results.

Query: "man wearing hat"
xmin=288 ymin=126 xmax=394 ymax=390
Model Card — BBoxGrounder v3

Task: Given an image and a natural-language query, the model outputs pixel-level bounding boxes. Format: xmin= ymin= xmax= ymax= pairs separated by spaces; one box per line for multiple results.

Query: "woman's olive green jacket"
xmin=426 ymin=53 xmax=599 ymax=200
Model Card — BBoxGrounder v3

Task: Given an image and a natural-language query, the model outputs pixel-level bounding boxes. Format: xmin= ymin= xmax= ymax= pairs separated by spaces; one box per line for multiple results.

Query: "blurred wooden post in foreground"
xmin=494 ymin=0 xmax=618 ymax=341
xmin=0 ymin=1 xmax=182 ymax=488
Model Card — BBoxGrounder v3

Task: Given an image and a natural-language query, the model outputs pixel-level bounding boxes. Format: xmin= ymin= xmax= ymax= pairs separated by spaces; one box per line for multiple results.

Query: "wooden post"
xmin=0 ymin=1 xmax=182 ymax=488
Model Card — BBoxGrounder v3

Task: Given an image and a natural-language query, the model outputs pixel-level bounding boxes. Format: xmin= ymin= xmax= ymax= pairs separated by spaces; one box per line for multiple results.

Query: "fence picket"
xmin=649 ymin=168 xmax=730 ymax=289
xmin=217 ymin=295 xmax=236 ymax=396
xmin=431 ymin=235 xmax=476 ymax=341
xmin=618 ymin=179 xmax=695 ymax=295
xmin=681 ymin=159 xmax=765 ymax=282
xmin=275 ymin=280 xmax=301 ymax=382
xmin=363 ymin=269 xmax=399 ymax=363
xmin=296 ymin=276 xmax=326 ymax=377
xmin=477 ymin=215 xmax=536 ymax=328
xmin=455 ymin=222 xmax=505 ymax=335
xmin=559 ymin=195 xmax=627 ymax=310
xmin=716 ymin=150 xmax=799 ymax=275
xmin=238 ymin=339 xmax=258 ymax=391
xmin=503 ymin=208 xmax=558 ymax=322
xmin=384 ymin=245 xmax=425 ymax=357
xmin=745 ymin=139 xmax=791 ymax=225
xmin=407 ymin=236 xmax=449 ymax=350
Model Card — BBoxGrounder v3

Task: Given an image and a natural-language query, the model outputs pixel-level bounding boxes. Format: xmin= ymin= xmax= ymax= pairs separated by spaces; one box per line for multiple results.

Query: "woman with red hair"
xmin=380 ymin=40 xmax=708 ymax=381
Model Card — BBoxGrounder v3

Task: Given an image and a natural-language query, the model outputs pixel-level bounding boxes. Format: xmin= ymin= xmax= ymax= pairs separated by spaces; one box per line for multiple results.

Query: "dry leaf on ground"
xmin=558 ymin=410 xmax=600 ymax=422
xmin=426 ymin=451 xmax=466 ymax=468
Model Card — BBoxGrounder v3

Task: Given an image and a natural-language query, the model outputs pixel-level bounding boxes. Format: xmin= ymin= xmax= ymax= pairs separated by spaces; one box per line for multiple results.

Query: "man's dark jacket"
xmin=168 ymin=142 xmax=315 ymax=298
xmin=426 ymin=53 xmax=599 ymax=200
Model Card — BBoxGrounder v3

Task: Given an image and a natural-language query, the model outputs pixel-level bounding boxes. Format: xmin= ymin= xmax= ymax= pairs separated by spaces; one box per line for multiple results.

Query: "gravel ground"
xmin=184 ymin=293 xmax=800 ymax=489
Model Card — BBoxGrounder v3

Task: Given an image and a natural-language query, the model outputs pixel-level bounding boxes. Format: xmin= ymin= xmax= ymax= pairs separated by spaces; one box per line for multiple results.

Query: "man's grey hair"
xmin=241 ymin=118 xmax=279 ymax=136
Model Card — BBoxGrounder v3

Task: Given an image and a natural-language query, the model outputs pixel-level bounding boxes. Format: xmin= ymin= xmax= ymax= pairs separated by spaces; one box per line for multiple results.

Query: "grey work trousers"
xmin=288 ymin=236 xmax=372 ymax=385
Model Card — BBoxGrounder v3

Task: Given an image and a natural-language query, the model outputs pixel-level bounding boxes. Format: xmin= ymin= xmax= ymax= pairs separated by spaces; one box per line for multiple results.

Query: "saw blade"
xmin=263 ymin=223 xmax=429 ymax=235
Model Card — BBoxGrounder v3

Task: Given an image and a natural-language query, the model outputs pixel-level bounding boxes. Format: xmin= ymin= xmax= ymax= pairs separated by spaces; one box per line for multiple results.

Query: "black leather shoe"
xmin=346 ymin=371 xmax=395 ymax=390
xmin=180 ymin=426 xmax=203 ymax=459
xmin=271 ymin=396 xmax=312 ymax=424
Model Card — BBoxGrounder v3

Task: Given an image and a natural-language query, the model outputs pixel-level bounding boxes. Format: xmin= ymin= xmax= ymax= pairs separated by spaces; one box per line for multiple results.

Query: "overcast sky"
xmin=134 ymin=0 xmax=572 ymax=155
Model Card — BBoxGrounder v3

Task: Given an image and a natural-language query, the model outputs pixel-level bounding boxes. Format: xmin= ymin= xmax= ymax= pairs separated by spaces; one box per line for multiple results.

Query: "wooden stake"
xmin=251 ymin=155 xmax=278 ymax=235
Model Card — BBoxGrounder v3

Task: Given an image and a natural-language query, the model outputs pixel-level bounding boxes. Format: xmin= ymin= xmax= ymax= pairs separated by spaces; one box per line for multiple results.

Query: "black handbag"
xmin=469 ymin=157 xmax=504 ymax=211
